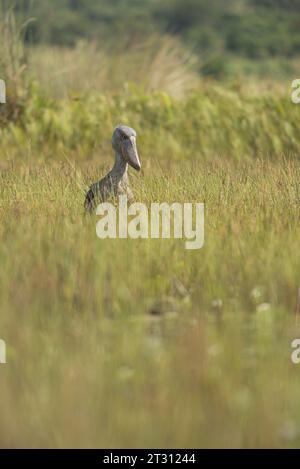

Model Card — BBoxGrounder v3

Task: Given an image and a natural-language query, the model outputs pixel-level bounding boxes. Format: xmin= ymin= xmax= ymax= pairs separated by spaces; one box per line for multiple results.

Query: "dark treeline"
xmin=7 ymin=0 xmax=300 ymax=59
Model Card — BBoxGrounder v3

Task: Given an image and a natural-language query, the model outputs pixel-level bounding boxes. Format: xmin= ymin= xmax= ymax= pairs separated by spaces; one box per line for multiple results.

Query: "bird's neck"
xmin=111 ymin=151 xmax=128 ymax=181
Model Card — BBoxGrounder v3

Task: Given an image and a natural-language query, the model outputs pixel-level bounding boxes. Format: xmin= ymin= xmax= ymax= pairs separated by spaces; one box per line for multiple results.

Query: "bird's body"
xmin=84 ymin=125 xmax=140 ymax=213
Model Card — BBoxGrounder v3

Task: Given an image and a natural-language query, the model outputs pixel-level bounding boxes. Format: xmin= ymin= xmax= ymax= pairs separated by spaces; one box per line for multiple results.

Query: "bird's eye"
xmin=121 ymin=134 xmax=128 ymax=141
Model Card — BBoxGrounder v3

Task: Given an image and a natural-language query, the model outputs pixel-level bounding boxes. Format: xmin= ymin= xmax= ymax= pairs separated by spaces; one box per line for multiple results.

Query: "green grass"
xmin=1 ymin=82 xmax=300 ymax=163
xmin=0 ymin=154 xmax=300 ymax=448
xmin=1 ymin=9 xmax=300 ymax=446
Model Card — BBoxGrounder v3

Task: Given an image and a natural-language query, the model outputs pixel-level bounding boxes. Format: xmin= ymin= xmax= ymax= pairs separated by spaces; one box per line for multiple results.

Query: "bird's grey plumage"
xmin=84 ymin=125 xmax=141 ymax=213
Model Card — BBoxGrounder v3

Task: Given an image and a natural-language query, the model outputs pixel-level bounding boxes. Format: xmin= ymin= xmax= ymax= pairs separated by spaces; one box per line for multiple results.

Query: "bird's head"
xmin=112 ymin=124 xmax=141 ymax=171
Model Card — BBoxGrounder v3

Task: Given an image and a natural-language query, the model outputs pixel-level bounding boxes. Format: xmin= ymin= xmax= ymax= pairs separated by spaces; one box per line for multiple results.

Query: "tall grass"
xmin=0 ymin=82 xmax=298 ymax=163
xmin=28 ymin=34 xmax=199 ymax=99
xmin=0 ymin=2 xmax=30 ymax=124
xmin=0 ymin=158 xmax=300 ymax=447
xmin=1 ymin=3 xmax=300 ymax=450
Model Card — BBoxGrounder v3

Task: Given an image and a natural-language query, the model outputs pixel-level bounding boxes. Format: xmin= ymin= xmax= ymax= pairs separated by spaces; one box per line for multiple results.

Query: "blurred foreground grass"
xmin=0 ymin=156 xmax=300 ymax=448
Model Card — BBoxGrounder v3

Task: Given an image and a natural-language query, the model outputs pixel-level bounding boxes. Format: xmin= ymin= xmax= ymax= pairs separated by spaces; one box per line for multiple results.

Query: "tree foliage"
xmin=5 ymin=0 xmax=300 ymax=59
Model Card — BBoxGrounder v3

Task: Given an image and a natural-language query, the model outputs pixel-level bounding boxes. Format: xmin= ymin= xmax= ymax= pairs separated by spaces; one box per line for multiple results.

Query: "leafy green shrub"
xmin=1 ymin=82 xmax=299 ymax=163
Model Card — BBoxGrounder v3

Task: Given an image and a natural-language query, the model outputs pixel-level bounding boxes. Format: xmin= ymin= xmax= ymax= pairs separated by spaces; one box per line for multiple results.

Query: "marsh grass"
xmin=0 ymin=2 xmax=30 ymax=124
xmin=28 ymin=34 xmax=199 ymax=99
xmin=1 ymin=6 xmax=300 ymax=448
xmin=0 ymin=156 xmax=300 ymax=448
xmin=1 ymin=82 xmax=299 ymax=164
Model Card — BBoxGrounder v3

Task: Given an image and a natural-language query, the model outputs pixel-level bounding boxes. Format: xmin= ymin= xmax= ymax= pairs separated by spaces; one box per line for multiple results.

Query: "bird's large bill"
xmin=124 ymin=136 xmax=141 ymax=171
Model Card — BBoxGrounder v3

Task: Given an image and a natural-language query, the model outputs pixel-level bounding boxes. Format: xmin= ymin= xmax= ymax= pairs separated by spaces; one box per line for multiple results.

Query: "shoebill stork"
xmin=84 ymin=124 xmax=141 ymax=213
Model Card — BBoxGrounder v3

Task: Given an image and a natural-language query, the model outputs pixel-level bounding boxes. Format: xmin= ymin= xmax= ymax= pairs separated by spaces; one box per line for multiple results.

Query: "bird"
xmin=84 ymin=124 xmax=141 ymax=213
